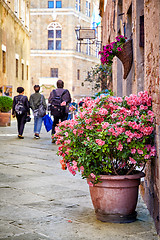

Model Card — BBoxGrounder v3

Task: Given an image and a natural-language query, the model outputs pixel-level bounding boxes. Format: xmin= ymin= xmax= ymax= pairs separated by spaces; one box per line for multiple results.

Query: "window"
xmin=140 ymin=15 xmax=144 ymax=47
xmin=26 ymin=65 xmax=28 ymax=80
xmin=56 ymin=1 xmax=62 ymax=8
xmin=22 ymin=63 xmax=24 ymax=80
xmin=48 ymin=1 xmax=62 ymax=8
xmin=86 ymin=1 xmax=90 ymax=17
xmin=77 ymin=69 xmax=80 ymax=80
xmin=86 ymin=39 xmax=91 ymax=55
xmin=76 ymin=42 xmax=81 ymax=52
xmin=2 ymin=51 xmax=6 ymax=73
xmin=75 ymin=0 xmax=81 ymax=11
xmin=48 ymin=1 xmax=54 ymax=8
xmin=47 ymin=22 xmax=62 ymax=50
xmin=16 ymin=59 xmax=18 ymax=78
xmin=51 ymin=68 xmax=58 ymax=77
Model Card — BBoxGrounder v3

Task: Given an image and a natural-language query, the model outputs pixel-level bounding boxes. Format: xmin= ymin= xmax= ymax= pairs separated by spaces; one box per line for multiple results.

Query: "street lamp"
xmin=75 ymin=25 xmax=81 ymax=40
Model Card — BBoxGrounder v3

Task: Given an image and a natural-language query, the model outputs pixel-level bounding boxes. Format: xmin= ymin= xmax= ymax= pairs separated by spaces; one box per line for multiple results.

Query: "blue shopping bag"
xmin=43 ymin=114 xmax=53 ymax=132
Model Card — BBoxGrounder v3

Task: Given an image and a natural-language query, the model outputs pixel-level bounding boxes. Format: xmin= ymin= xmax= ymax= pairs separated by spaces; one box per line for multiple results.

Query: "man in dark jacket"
xmin=29 ymin=85 xmax=47 ymax=139
xmin=48 ymin=80 xmax=71 ymax=142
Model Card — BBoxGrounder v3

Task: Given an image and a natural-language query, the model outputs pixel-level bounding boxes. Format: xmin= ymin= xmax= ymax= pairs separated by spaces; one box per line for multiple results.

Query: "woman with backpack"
xmin=12 ymin=87 xmax=30 ymax=139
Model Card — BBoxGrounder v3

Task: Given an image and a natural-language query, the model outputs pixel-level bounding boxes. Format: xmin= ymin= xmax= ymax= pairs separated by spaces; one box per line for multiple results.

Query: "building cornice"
xmin=30 ymin=8 xmax=91 ymax=23
xmin=30 ymin=50 xmax=100 ymax=63
xmin=0 ymin=0 xmax=30 ymax=37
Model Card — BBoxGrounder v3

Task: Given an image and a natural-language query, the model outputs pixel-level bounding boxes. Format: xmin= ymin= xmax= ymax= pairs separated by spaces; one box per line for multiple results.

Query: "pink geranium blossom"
xmin=129 ymin=157 xmax=137 ymax=164
xmin=95 ymin=139 xmax=105 ymax=146
xmin=88 ymin=182 xmax=93 ymax=187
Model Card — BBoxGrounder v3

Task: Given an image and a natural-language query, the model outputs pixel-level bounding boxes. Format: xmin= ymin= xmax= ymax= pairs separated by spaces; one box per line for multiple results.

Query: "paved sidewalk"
xmin=0 ymin=120 xmax=159 ymax=240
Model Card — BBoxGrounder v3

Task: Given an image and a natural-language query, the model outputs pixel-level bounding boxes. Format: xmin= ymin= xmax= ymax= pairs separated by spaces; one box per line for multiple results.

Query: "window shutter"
xmin=140 ymin=15 xmax=144 ymax=47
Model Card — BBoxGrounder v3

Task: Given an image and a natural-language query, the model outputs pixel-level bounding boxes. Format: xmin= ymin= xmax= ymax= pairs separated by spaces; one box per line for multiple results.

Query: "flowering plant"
xmin=55 ymin=91 xmax=156 ymax=185
xmin=99 ymin=35 xmax=127 ymax=66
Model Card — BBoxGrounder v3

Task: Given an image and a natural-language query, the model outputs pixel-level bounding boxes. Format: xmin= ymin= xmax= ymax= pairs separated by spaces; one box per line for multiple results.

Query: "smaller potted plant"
xmin=54 ymin=91 xmax=156 ymax=223
xmin=0 ymin=96 xmax=13 ymax=126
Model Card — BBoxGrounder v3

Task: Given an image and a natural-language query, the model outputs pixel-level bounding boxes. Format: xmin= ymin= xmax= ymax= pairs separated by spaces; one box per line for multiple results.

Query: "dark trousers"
xmin=16 ymin=113 xmax=27 ymax=136
xmin=52 ymin=113 xmax=68 ymax=135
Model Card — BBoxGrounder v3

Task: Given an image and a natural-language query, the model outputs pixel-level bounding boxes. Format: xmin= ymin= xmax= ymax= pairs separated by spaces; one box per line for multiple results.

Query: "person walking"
xmin=67 ymin=99 xmax=78 ymax=120
xmin=29 ymin=85 xmax=47 ymax=139
xmin=12 ymin=87 xmax=30 ymax=139
xmin=48 ymin=80 xmax=71 ymax=142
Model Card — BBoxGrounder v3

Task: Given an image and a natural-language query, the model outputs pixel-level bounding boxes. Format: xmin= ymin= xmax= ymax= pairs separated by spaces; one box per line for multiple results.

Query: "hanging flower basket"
xmin=99 ymin=36 xmax=133 ymax=79
xmin=115 ymin=39 xmax=133 ymax=79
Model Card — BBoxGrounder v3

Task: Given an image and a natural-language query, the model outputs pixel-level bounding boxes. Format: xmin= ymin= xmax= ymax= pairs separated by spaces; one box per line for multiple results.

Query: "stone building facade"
xmin=30 ymin=0 xmax=101 ymax=100
xmin=99 ymin=0 xmax=160 ymax=235
xmin=0 ymin=0 xmax=31 ymax=98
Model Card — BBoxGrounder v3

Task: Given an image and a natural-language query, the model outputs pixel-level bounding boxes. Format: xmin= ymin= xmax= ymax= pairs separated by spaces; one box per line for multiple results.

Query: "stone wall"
xmin=143 ymin=0 xmax=160 ymax=234
xmin=100 ymin=0 xmax=160 ymax=234
xmin=0 ymin=0 xmax=31 ymax=98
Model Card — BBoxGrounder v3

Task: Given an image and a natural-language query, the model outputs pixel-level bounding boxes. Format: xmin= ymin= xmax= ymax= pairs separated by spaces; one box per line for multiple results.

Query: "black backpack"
xmin=15 ymin=96 xmax=25 ymax=115
xmin=51 ymin=89 xmax=67 ymax=117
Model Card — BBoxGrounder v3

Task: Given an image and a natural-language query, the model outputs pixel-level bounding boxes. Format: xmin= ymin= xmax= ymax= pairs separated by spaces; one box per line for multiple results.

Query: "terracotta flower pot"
xmin=87 ymin=171 xmax=145 ymax=223
xmin=0 ymin=112 xmax=11 ymax=126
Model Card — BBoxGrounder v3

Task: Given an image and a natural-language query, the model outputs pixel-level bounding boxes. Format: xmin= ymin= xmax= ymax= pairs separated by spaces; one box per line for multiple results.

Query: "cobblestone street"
xmin=0 ymin=120 xmax=159 ymax=240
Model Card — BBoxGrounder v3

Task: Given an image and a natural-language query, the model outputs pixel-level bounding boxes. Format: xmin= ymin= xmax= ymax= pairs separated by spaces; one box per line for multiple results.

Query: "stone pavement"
xmin=0 ymin=120 xmax=159 ymax=240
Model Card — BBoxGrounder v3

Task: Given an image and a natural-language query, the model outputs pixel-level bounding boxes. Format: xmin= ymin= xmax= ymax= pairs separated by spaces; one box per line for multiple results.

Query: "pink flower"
xmin=131 ymin=149 xmax=136 ymax=154
xmin=88 ymin=181 xmax=93 ymax=187
xmin=111 ymin=113 xmax=117 ymax=118
xmin=150 ymin=146 xmax=156 ymax=156
xmin=102 ymin=122 xmax=109 ymax=129
xmin=117 ymin=142 xmax=123 ymax=151
xmin=86 ymin=125 xmax=94 ymax=130
xmin=65 ymin=132 xmax=69 ymax=137
xmin=137 ymin=149 xmax=143 ymax=154
xmin=129 ymin=157 xmax=137 ymax=164
xmin=73 ymin=129 xmax=77 ymax=135
xmin=64 ymin=139 xmax=71 ymax=144
xmin=143 ymin=126 xmax=154 ymax=135
xmin=95 ymin=139 xmax=105 ymax=146
xmin=80 ymin=166 xmax=84 ymax=173
xmin=98 ymin=108 xmax=108 ymax=115
xmin=134 ymin=110 xmax=140 ymax=116
xmin=85 ymin=118 xmax=92 ymax=124
xmin=90 ymin=173 xmax=96 ymax=179
xmin=65 ymin=150 xmax=70 ymax=155
xmin=117 ymin=47 xmax=122 ymax=51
